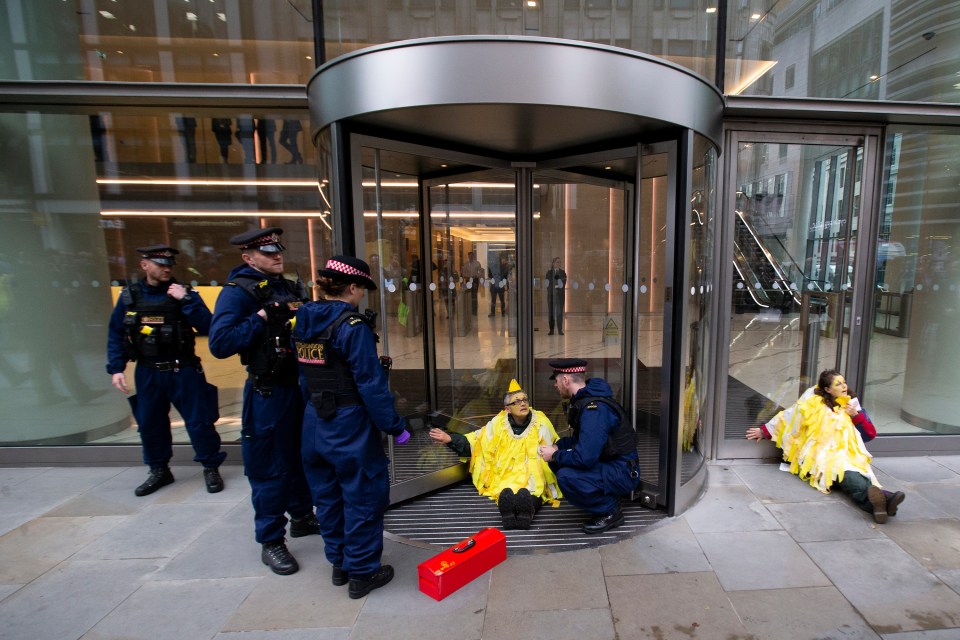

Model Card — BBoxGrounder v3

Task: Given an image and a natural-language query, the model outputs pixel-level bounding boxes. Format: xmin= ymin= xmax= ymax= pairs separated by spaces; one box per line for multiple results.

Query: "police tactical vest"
xmin=121 ymin=281 xmax=196 ymax=361
xmin=295 ymin=307 xmax=372 ymax=419
xmin=568 ymin=395 xmax=636 ymax=461
xmin=227 ymin=274 xmax=308 ymax=383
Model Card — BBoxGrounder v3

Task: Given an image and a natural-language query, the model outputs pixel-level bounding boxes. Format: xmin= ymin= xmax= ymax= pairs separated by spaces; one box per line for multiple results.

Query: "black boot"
xmin=348 ymin=565 xmax=394 ymax=599
xmin=883 ymin=489 xmax=906 ymax=517
xmin=134 ymin=466 xmax=174 ymax=497
xmin=867 ymin=486 xmax=888 ymax=524
xmin=582 ymin=507 xmax=624 ymax=534
xmin=498 ymin=488 xmax=518 ymax=529
xmin=515 ymin=488 xmax=536 ymax=530
xmin=289 ymin=513 xmax=321 ymax=538
xmin=202 ymin=467 xmax=224 ymax=493
xmin=261 ymin=541 xmax=299 ymax=575
xmin=332 ymin=566 xmax=349 ymax=586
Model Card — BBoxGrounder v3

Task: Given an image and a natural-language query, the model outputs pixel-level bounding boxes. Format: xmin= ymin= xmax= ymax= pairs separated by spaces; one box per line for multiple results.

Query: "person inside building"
xmin=428 ymin=379 xmax=562 ymax=530
xmin=106 ymin=245 xmax=226 ymax=497
xmin=545 ymin=257 xmax=567 ymax=335
xmin=209 ymin=228 xmax=319 ymax=576
xmin=539 ymin=358 xmax=641 ymax=534
xmin=746 ymin=369 xmax=906 ymax=523
xmin=293 ymin=255 xmax=410 ymax=599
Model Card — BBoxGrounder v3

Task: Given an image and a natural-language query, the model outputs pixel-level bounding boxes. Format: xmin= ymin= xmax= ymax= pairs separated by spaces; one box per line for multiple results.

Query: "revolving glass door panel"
xmin=720 ymin=138 xmax=864 ymax=457
xmin=359 ymin=146 xmax=456 ymax=492
xmin=529 ymin=166 xmax=633 ymax=441
xmin=426 ymin=172 xmax=518 ymax=427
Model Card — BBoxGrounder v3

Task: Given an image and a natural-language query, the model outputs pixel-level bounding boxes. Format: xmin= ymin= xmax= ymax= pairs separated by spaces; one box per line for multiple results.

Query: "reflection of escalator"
xmin=733 ymin=211 xmax=801 ymax=312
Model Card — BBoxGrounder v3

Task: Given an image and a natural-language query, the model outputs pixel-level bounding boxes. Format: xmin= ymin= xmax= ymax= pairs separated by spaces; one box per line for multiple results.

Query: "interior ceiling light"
xmin=751 ymin=13 xmax=761 ymax=20
xmin=186 ymin=12 xmax=198 ymax=21
xmin=128 ymin=24 xmax=136 ymax=31
xmin=706 ymin=7 xmax=717 ymax=13
xmin=217 ymin=12 xmax=226 ymax=21
xmin=102 ymin=210 xmax=323 ymax=218
xmin=97 ymin=178 xmax=320 ymax=187
xmin=527 ymin=0 xmax=537 ymax=6
xmin=99 ymin=10 xmax=116 ymax=18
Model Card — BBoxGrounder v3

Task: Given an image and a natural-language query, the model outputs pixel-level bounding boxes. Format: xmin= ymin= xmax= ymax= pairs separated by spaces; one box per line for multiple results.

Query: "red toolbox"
xmin=418 ymin=528 xmax=506 ymax=601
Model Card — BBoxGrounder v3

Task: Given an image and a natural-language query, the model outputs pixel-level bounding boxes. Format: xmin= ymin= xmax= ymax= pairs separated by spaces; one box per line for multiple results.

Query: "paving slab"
xmin=879 ymin=630 xmax=960 ymax=640
xmin=871 ymin=458 xmax=959 ymax=484
xmin=24 ymin=466 xmax=125 ymax=493
xmin=0 ymin=486 xmax=83 ymax=536
xmin=683 ymin=485 xmax=782 ymax=533
xmin=933 ymin=569 xmax=960 ymax=596
xmin=706 ymin=465 xmax=747 ymax=487
xmin=487 ymin=547 xmax=608 ymax=612
xmin=882 ymin=520 xmax=960 ymax=571
xmin=74 ymin=502 xmax=233 ymax=561
xmin=698 ymin=530 xmax=830 ymax=591
xmin=803 ymin=538 xmax=960 ymax=634
xmin=607 ymin=572 xmax=749 ymax=640
xmin=0 ymin=515 xmax=125 ymax=583
xmin=910 ymin=483 xmax=960 ymax=518
xmin=600 ymin=518 xmax=711 ymax=575
xmin=766 ymin=501 xmax=886 ymax=543
xmin=733 ymin=463 xmax=837 ymax=504
xmin=0 ymin=559 xmax=162 ymax=640
xmin=727 ymin=586 xmax=880 ymax=640
xmin=81 ymin=577 xmax=259 ymax=640
xmin=349 ymin=540 xmax=487 ymax=640
xmin=482 ymin=608 xmax=615 ymax=640
xmin=0 ymin=584 xmax=21 ymax=602
xmin=929 ymin=456 xmax=960 ymax=475
xmin=217 ymin=631 xmax=349 ymax=640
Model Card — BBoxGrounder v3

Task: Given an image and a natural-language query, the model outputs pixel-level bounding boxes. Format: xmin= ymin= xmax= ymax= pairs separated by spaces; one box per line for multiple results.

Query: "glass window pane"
xmin=865 ymin=128 xmax=960 ymax=435
xmin=0 ymin=1 xmax=316 ymax=84
xmin=0 ymin=107 xmax=332 ymax=447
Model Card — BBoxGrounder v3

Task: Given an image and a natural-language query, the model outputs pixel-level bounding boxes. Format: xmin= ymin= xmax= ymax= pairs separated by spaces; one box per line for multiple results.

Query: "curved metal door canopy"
xmin=307 ymin=36 xmax=723 ymax=156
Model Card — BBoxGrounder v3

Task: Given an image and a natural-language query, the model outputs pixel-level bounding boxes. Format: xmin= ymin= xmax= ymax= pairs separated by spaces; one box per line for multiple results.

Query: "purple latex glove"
xmin=394 ymin=429 xmax=411 ymax=445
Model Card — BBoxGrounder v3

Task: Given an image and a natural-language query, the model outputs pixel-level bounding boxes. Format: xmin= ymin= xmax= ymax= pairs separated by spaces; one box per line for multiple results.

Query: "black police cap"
xmin=548 ymin=358 xmax=588 ymax=380
xmin=230 ymin=227 xmax=285 ymax=253
xmin=317 ymin=255 xmax=377 ymax=290
xmin=137 ymin=245 xmax=179 ymax=266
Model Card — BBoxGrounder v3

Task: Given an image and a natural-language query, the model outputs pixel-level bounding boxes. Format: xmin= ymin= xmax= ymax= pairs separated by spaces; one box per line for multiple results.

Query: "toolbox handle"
xmin=452 ymin=538 xmax=476 ymax=553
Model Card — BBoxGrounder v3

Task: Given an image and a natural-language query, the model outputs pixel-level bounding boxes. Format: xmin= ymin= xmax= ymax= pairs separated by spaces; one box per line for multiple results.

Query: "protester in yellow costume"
xmin=428 ymin=379 xmax=562 ymax=529
xmin=746 ymin=369 xmax=906 ymax=523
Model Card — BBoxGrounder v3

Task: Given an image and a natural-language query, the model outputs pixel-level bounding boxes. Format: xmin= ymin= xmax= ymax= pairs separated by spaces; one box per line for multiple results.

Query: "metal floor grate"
xmin=384 ymin=480 xmax=667 ymax=555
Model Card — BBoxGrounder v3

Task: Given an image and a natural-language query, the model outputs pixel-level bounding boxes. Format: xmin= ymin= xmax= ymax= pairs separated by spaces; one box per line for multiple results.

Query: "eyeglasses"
xmin=507 ymin=397 xmax=529 ymax=406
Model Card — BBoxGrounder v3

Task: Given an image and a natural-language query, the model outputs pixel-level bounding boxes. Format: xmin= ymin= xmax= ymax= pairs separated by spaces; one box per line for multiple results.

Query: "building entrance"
xmin=309 ymin=35 xmax=724 ymax=515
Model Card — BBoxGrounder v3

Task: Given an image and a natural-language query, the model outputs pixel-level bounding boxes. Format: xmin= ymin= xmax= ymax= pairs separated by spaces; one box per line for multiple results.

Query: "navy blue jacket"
xmin=209 ymin=264 xmax=279 ymax=362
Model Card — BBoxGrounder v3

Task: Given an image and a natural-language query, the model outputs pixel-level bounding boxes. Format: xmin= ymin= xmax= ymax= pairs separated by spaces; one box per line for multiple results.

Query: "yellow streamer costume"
xmin=765 ymin=387 xmax=879 ymax=493
xmin=463 ymin=409 xmax=563 ymax=507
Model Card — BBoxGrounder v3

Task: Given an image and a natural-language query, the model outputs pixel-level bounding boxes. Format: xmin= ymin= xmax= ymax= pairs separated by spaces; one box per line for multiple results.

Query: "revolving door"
xmin=309 ymin=36 xmax=722 ymax=515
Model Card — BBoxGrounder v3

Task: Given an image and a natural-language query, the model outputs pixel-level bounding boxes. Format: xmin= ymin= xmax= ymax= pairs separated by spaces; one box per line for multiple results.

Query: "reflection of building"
xmin=0 ymin=2 xmax=958 ymax=517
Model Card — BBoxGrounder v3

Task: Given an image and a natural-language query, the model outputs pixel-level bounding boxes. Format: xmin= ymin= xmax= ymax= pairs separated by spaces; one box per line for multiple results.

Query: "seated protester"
xmin=429 ymin=379 xmax=562 ymax=529
xmin=746 ymin=369 xmax=906 ymax=524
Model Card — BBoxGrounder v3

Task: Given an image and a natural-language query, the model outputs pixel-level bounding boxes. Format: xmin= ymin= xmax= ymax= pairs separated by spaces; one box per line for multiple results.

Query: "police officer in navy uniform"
xmin=209 ymin=228 xmax=319 ymax=576
xmin=293 ymin=255 xmax=410 ymax=599
xmin=539 ymin=358 xmax=641 ymax=534
xmin=107 ymin=245 xmax=226 ymax=497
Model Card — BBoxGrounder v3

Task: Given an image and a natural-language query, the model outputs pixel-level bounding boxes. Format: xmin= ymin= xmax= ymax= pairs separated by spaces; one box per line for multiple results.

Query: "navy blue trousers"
xmin=133 ymin=364 xmax=224 ymax=469
xmin=241 ymin=382 xmax=313 ymax=544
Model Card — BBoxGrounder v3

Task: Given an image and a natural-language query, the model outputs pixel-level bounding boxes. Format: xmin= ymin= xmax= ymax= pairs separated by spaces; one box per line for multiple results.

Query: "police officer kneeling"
xmin=209 ymin=228 xmax=319 ymax=576
xmin=106 ymin=245 xmax=226 ymax=497
xmin=539 ymin=358 xmax=641 ymax=534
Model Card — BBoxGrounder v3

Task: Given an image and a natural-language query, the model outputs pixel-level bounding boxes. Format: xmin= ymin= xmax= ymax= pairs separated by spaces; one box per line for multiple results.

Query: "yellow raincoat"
xmin=765 ymin=387 xmax=879 ymax=493
xmin=464 ymin=409 xmax=563 ymax=506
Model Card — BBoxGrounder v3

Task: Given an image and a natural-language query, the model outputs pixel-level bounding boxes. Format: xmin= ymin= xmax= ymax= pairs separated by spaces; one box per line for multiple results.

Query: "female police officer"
xmin=293 ymin=255 xmax=409 ymax=599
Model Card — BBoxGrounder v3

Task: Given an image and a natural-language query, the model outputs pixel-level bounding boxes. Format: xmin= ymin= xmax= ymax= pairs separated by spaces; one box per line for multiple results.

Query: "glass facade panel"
xmin=322 ymin=0 xmax=717 ymax=79
xmin=0 ymin=106 xmax=332 ymax=446
xmin=0 ymin=0 xmax=316 ymax=84
xmin=864 ymin=127 xmax=960 ymax=435
xmin=730 ymin=0 xmax=959 ymax=103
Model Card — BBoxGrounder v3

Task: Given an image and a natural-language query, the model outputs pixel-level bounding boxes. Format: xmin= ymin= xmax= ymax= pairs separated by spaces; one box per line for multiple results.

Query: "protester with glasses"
xmin=429 ymin=379 xmax=562 ymax=529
